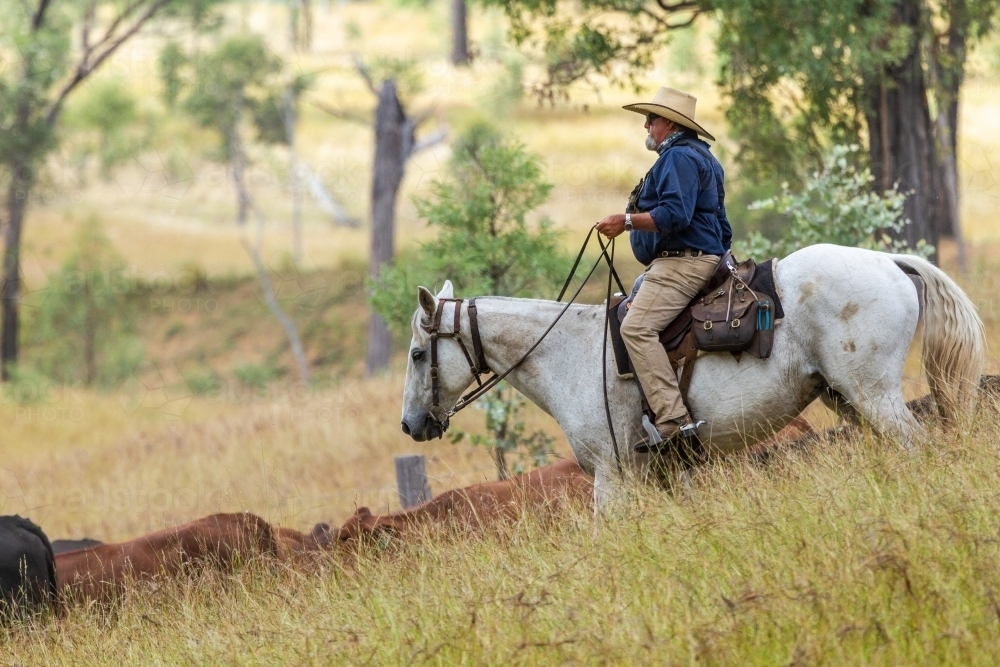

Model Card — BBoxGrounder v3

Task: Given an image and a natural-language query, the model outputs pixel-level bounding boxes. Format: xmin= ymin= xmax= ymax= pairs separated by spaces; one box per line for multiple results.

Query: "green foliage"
xmin=158 ymin=42 xmax=188 ymax=108
xmin=65 ymin=79 xmax=148 ymax=179
xmin=736 ymin=145 xmax=934 ymax=260
xmin=483 ymin=58 xmax=525 ymax=115
xmin=483 ymin=0 xmax=676 ymax=98
xmin=25 ymin=219 xmax=143 ymax=388
xmin=179 ymin=35 xmax=285 ymax=158
xmin=0 ymin=2 xmax=72 ymax=172
xmin=712 ymin=0 xmax=899 ymax=184
xmin=449 ymin=382 xmax=557 ymax=476
xmin=184 ymin=369 xmax=223 ymax=396
xmin=370 ymin=121 xmax=569 ymax=334
xmin=161 ymin=0 xmax=227 ymax=31
xmin=365 ymin=57 xmax=425 ymax=102
xmin=372 ymin=121 xmax=569 ymax=475
xmin=233 ymin=361 xmax=284 ymax=390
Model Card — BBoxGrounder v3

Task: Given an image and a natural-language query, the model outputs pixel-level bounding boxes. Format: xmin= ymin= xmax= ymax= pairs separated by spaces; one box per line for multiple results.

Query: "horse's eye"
xmin=411 ymin=349 xmax=425 ymax=362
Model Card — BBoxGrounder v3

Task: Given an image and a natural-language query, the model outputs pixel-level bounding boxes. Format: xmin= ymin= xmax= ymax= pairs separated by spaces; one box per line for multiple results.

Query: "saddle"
xmin=608 ymin=251 xmax=785 ymax=414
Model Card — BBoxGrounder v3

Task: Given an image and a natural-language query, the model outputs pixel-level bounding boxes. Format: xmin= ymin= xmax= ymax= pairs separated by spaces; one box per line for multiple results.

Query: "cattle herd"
xmin=1 ymin=379 xmax=996 ymax=621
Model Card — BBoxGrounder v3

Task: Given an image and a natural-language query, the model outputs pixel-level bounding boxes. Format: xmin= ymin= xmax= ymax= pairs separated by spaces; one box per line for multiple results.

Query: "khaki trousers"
xmin=620 ymin=255 xmax=720 ymax=425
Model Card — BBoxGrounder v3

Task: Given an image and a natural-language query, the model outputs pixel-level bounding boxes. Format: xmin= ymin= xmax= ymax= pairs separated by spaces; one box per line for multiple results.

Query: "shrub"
xmin=736 ymin=144 xmax=934 ymax=259
xmin=371 ymin=121 xmax=570 ymax=477
xmin=25 ymin=218 xmax=143 ymax=388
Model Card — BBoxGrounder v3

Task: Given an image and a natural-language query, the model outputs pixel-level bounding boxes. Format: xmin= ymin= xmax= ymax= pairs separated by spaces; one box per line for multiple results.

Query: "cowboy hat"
xmin=623 ymin=87 xmax=715 ymax=141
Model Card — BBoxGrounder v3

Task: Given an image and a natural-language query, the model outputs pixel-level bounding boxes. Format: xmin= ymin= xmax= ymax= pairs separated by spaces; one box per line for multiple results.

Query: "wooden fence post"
xmin=395 ymin=454 xmax=432 ymax=508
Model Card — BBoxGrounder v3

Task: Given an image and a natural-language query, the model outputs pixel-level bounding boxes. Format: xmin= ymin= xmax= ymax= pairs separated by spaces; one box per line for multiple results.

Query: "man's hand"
xmin=596 ymin=214 xmax=626 ymax=239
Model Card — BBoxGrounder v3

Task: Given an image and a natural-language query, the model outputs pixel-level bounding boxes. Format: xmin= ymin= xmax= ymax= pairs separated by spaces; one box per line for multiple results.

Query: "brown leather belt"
xmin=659 ymin=248 xmax=705 ymax=258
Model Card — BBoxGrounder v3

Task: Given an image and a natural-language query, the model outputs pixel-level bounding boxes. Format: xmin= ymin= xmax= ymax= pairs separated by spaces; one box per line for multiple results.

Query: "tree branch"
xmin=641 ymin=6 xmax=700 ymax=29
xmin=92 ymin=0 xmax=148 ymax=49
xmin=239 ymin=233 xmax=312 ymax=386
xmin=31 ymin=0 xmax=52 ymax=30
xmin=44 ymin=0 xmax=172 ymax=127
xmin=653 ymin=0 xmax=699 ymax=13
xmin=310 ymin=100 xmax=372 ymax=126
xmin=81 ymin=1 xmax=97 ymax=59
xmin=352 ymin=54 xmax=379 ymax=96
xmin=412 ymin=124 xmax=449 ymax=155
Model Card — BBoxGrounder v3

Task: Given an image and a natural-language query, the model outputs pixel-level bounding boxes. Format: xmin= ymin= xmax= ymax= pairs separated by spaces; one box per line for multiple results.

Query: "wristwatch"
xmin=624 ymin=212 xmax=633 ymax=232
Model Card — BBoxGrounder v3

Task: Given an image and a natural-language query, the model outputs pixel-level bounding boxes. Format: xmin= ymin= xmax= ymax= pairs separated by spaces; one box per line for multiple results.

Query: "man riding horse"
xmin=595 ymin=87 xmax=732 ymax=453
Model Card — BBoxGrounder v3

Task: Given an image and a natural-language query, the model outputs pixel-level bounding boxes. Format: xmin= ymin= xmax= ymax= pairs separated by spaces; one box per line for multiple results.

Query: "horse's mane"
xmin=409 ymin=296 xmax=600 ymax=342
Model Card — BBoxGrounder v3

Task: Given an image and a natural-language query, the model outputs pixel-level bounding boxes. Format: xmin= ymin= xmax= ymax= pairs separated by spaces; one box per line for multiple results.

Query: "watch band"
xmin=624 ymin=212 xmax=633 ymax=231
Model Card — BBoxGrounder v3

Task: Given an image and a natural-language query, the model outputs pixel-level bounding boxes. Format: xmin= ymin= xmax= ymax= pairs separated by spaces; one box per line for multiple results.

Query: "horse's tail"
xmin=891 ymin=254 xmax=985 ymax=422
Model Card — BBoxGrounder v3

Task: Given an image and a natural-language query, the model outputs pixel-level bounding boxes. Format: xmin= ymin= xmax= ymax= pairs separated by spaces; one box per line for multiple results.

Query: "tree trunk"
xmin=929 ymin=0 xmax=968 ymax=268
xmin=1 ymin=164 xmax=31 ymax=379
xmin=451 ymin=0 xmax=470 ymax=66
xmin=300 ymin=0 xmax=313 ymax=52
xmin=84 ymin=287 xmax=97 ymax=386
xmin=366 ymin=80 xmax=412 ymax=376
xmin=284 ymin=87 xmax=303 ymax=264
xmin=230 ymin=120 xmax=250 ymax=228
xmin=862 ymin=0 xmax=943 ymax=264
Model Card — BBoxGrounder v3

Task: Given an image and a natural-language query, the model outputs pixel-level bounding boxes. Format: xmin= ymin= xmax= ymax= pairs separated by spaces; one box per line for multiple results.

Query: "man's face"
xmin=644 ymin=114 xmax=674 ymax=150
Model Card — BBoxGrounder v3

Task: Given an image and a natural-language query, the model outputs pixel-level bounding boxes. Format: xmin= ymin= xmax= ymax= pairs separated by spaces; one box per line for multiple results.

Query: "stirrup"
xmin=679 ymin=420 xmax=706 ymax=439
xmin=635 ymin=415 xmax=706 ymax=454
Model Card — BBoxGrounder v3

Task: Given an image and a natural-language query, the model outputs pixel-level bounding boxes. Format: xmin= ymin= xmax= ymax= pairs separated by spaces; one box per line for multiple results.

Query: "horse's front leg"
xmin=592 ymin=462 xmax=625 ymax=516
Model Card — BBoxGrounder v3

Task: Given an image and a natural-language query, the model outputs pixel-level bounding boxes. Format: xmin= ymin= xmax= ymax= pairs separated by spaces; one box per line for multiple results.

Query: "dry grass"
xmin=3 ymin=0 xmax=1000 ymax=662
xmin=5 ymin=411 xmax=1000 ymax=664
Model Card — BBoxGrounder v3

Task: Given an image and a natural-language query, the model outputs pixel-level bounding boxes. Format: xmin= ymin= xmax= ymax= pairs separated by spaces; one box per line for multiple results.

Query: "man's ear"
xmin=418 ymin=286 xmax=437 ymax=321
xmin=437 ymin=280 xmax=454 ymax=299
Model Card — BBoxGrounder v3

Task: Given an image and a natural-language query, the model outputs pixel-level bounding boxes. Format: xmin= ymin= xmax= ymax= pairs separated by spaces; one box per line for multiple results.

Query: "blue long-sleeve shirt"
xmin=629 ymin=130 xmax=732 ymax=265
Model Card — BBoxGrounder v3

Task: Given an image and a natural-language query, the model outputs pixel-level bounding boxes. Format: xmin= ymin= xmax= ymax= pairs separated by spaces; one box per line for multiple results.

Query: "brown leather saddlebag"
xmin=691 ymin=278 xmax=758 ymax=352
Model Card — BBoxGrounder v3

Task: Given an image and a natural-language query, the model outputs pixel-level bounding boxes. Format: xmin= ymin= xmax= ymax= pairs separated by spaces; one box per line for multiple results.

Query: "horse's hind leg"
xmin=825 ymin=373 xmax=922 ymax=448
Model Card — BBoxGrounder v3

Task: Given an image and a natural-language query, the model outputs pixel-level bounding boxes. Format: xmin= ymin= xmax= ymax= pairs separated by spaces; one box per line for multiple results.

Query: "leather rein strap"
xmin=427 ymin=226 xmax=617 ymax=420
xmin=422 ymin=226 xmax=626 ymax=475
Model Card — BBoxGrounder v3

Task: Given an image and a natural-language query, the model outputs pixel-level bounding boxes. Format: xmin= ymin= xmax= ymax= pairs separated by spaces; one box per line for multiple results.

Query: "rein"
xmin=422 ymin=226 xmax=627 ymax=473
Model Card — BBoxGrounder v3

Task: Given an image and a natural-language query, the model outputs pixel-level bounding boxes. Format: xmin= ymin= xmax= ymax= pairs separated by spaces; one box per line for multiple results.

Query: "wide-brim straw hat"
xmin=623 ymin=87 xmax=715 ymax=142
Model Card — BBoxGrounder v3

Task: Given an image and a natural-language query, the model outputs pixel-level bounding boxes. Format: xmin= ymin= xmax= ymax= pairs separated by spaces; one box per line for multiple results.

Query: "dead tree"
xmin=320 ymin=59 xmax=447 ymax=376
xmin=451 ymin=0 xmax=470 ymax=66
xmin=366 ymin=80 xmax=413 ymax=375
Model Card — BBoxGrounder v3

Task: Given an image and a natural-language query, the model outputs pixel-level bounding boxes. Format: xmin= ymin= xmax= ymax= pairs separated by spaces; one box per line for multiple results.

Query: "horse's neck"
xmin=473 ymin=298 xmax=602 ymax=417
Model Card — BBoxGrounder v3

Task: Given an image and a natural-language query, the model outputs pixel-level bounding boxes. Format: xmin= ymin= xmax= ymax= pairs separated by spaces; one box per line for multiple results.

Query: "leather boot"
xmin=633 ymin=416 xmax=689 ymax=454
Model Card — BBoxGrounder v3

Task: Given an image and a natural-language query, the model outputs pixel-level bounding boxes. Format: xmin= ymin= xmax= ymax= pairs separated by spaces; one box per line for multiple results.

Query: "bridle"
xmin=420 ymin=296 xmax=491 ymax=423
xmin=414 ymin=226 xmax=629 ymax=474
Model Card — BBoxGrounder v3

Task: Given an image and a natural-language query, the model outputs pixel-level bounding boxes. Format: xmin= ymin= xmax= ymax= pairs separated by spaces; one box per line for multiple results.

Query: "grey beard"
xmin=645 ymin=135 xmax=657 ymax=151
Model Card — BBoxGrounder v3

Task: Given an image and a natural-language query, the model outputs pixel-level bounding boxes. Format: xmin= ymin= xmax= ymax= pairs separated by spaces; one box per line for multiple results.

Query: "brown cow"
xmin=56 ymin=512 xmax=283 ymax=602
xmin=323 ymin=457 xmax=593 ymax=546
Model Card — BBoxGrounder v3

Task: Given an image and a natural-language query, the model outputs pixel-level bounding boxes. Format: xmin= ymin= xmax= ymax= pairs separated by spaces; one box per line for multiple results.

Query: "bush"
xmin=371 ymin=121 xmax=570 ymax=477
xmin=232 ymin=361 xmax=283 ymax=391
xmin=736 ymin=144 xmax=934 ymax=259
xmin=24 ymin=218 xmax=143 ymax=389
xmin=371 ymin=120 xmax=569 ymax=334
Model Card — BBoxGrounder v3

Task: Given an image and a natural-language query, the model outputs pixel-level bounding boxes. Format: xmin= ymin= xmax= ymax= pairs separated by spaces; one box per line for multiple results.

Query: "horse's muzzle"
xmin=401 ymin=413 xmax=449 ymax=441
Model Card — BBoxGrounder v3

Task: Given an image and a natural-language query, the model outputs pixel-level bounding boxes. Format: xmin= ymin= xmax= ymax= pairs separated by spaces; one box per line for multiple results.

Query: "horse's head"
xmin=401 ymin=280 xmax=478 ymax=441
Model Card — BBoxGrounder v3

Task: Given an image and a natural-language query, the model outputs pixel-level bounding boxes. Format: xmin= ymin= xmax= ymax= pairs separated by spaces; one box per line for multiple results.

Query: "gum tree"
xmin=0 ymin=0 xmax=203 ymax=379
xmin=486 ymin=0 xmax=997 ymax=264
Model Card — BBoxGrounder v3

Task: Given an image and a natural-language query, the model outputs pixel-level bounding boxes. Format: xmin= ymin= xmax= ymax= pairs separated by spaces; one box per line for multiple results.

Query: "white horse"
xmin=400 ymin=244 xmax=985 ymax=507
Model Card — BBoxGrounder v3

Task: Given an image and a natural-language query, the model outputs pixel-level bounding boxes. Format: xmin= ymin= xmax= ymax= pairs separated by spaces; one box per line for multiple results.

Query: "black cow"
xmin=0 ymin=516 xmax=56 ymax=617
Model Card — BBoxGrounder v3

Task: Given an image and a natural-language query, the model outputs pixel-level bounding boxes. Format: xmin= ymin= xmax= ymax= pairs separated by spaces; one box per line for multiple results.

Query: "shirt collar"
xmin=656 ymin=129 xmax=697 ymax=155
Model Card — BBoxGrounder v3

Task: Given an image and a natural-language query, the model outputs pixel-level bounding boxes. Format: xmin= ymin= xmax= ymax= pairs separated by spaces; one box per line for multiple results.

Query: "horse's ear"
xmin=437 ymin=280 xmax=454 ymax=299
xmin=417 ymin=286 xmax=437 ymax=321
